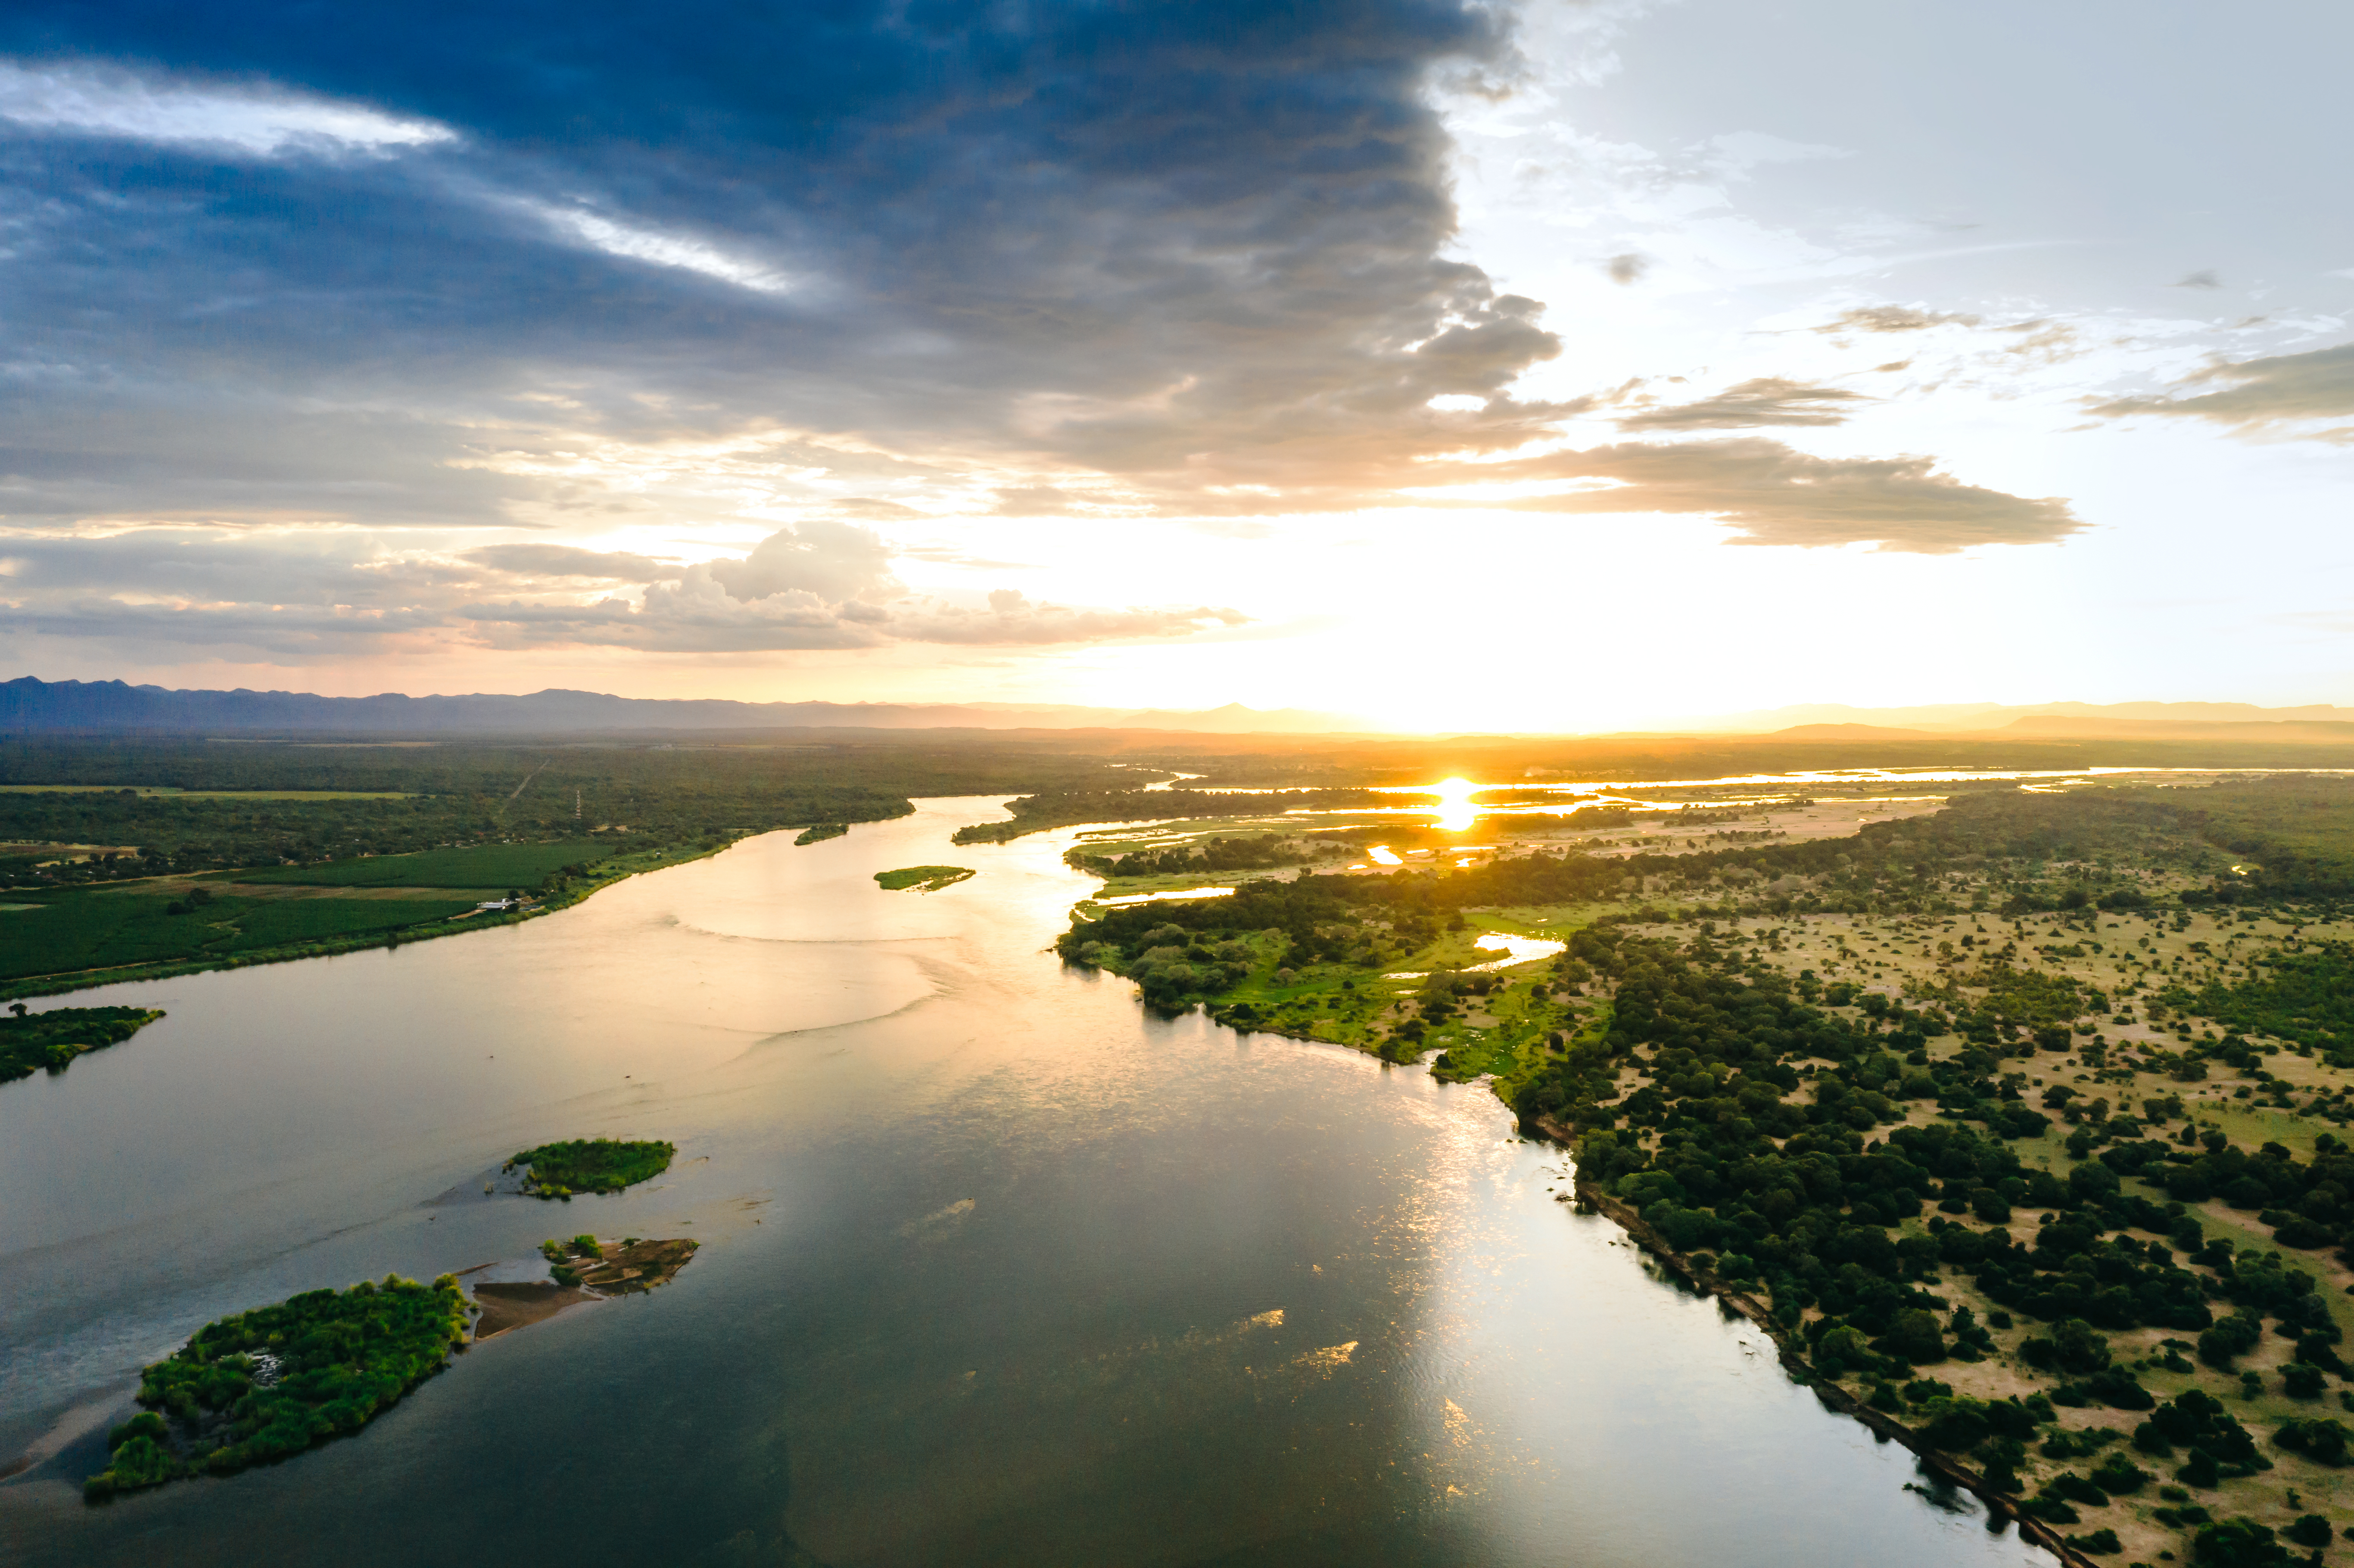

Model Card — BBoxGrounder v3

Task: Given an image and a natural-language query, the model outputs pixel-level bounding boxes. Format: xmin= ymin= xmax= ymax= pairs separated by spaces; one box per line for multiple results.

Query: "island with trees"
xmin=83 ymin=1273 xmax=472 ymax=1500
xmin=506 ymin=1137 xmax=676 ymax=1198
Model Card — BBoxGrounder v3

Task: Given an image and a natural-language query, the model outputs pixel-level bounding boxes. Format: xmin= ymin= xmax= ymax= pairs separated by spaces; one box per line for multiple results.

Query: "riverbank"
xmin=0 ymin=837 xmax=749 ymax=1003
xmin=1560 ymin=1153 xmax=2097 ymax=1568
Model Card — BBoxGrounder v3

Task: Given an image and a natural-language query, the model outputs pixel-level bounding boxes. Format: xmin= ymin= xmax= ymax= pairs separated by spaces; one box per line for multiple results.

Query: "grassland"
xmin=1056 ymin=777 xmax=2354 ymax=1564
xmin=238 ymin=840 xmax=608 ymax=887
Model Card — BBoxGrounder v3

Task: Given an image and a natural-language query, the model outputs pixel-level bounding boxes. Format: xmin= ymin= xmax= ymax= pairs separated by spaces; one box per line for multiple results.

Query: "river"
xmin=0 ymin=797 xmax=2053 ymax=1567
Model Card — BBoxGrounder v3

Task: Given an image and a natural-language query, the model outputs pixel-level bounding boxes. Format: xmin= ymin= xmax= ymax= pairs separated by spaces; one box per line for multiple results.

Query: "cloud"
xmin=2171 ymin=269 xmax=2223 ymax=289
xmin=1416 ymin=438 xmax=2079 ymax=552
xmin=704 ymin=521 xmax=897 ymax=603
xmin=0 ymin=523 xmax=1248 ymax=658
xmin=1605 ymin=252 xmax=1650 ymax=284
xmin=1815 ymin=305 xmax=1981 ymax=334
xmin=1615 ymin=377 xmax=1866 ymax=431
xmin=0 ymin=3 xmax=1582 ymax=533
xmin=464 ymin=543 xmax=674 ymax=582
xmin=509 ymin=198 xmax=799 ymax=296
xmin=0 ymin=59 xmax=455 ymax=156
xmin=2086 ymin=342 xmax=2354 ymax=440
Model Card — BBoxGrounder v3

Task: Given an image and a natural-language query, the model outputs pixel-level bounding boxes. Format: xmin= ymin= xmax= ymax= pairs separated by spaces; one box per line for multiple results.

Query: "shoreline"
xmin=1548 ymin=1123 xmax=2095 ymax=1568
xmin=0 ymin=837 xmax=747 ymax=1004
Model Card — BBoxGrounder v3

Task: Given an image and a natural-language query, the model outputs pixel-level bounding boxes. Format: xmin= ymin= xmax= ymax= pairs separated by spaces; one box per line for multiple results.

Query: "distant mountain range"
xmin=1675 ymin=700 xmax=2354 ymax=742
xmin=0 ymin=677 xmax=1369 ymax=735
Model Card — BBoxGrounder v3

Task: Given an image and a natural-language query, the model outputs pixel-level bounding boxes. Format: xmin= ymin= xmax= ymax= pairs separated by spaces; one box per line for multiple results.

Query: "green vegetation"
xmin=84 ymin=1273 xmax=470 ymax=1500
xmin=0 ymin=733 xmax=1174 ymax=999
xmin=795 ymin=822 xmax=849 ymax=845
xmin=237 ymin=840 xmax=608 ymax=887
xmin=0 ymin=887 xmax=485 ymax=990
xmin=953 ymin=788 xmax=1413 ymax=844
xmin=875 ymin=865 xmax=976 ymax=892
xmin=1052 ymin=775 xmax=2354 ymax=1562
xmin=0 ymin=1004 xmax=164 ymax=1083
xmin=508 ymin=1138 xmax=676 ymax=1198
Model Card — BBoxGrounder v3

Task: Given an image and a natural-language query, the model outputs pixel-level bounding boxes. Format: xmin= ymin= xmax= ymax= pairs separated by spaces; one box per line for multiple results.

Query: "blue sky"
xmin=1 ymin=0 xmax=2348 ymax=728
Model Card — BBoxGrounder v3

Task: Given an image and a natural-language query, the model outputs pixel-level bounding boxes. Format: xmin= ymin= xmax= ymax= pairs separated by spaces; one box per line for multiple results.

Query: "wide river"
xmin=0 ymin=798 xmax=2054 ymax=1566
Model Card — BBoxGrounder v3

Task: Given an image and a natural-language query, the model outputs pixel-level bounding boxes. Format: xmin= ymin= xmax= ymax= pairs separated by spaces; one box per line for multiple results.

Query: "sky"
xmin=1 ymin=0 xmax=2350 ymax=732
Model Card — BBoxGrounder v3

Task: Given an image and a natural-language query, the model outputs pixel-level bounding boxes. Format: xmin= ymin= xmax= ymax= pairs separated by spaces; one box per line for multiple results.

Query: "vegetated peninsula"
xmin=507 ymin=1138 xmax=675 ymax=1198
xmin=1058 ymin=778 xmax=2354 ymax=1565
xmin=795 ymin=822 xmax=849 ymax=845
xmin=0 ymin=1005 xmax=163 ymax=1084
xmin=83 ymin=1274 xmax=471 ymax=1501
xmin=875 ymin=865 xmax=975 ymax=892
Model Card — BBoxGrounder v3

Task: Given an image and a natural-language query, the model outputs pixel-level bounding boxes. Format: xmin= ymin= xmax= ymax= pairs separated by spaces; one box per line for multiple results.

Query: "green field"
xmin=0 ymin=786 xmax=413 ymax=800
xmin=237 ymin=840 xmax=610 ymax=887
xmin=0 ymin=891 xmax=482 ymax=983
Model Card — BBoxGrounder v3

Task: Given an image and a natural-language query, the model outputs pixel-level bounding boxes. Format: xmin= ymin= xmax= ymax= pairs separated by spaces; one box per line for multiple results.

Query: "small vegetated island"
xmin=84 ymin=1273 xmax=471 ymax=1500
xmin=795 ymin=822 xmax=849 ymax=845
xmin=0 ymin=1004 xmax=164 ymax=1084
xmin=507 ymin=1137 xmax=675 ymax=1198
xmin=1043 ymin=778 xmax=2354 ymax=1565
xmin=875 ymin=865 xmax=975 ymax=892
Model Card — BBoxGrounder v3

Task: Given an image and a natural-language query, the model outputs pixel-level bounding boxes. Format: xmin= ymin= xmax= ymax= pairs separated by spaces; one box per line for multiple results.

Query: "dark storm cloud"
xmin=0 ymin=0 xmax=1572 ymax=526
xmin=1615 ymin=377 xmax=1866 ymax=431
xmin=2087 ymin=343 xmax=2354 ymax=440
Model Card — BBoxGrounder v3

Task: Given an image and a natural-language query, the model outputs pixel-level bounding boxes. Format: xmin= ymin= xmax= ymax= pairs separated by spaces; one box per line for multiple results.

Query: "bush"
xmin=2285 ymin=1515 xmax=2334 ymax=1549
xmin=2274 ymin=1416 xmax=2351 ymax=1466
xmin=2191 ymin=1517 xmax=2292 ymax=1567
xmin=2068 ymin=1528 xmax=2122 ymax=1555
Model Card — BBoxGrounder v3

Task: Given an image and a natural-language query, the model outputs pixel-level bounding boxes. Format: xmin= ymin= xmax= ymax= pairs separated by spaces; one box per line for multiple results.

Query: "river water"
xmin=0 ymin=797 xmax=2052 ymax=1567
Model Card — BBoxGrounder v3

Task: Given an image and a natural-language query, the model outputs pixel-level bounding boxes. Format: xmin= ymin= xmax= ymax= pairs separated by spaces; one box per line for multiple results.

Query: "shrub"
xmin=2285 ymin=1515 xmax=2334 ymax=1549
xmin=2274 ymin=1416 xmax=2351 ymax=1466
xmin=2191 ymin=1517 xmax=2291 ymax=1567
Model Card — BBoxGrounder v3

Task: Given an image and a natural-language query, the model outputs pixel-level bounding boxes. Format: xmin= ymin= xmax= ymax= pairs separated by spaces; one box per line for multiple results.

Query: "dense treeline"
xmin=1074 ymin=834 xmax=1345 ymax=878
xmin=86 ymin=1274 xmax=472 ymax=1499
xmin=0 ymin=1005 xmax=164 ymax=1083
xmin=954 ymin=787 xmax=1414 ymax=843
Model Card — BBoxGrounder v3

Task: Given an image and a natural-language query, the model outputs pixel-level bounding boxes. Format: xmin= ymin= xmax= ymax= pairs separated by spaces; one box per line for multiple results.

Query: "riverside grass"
xmin=85 ymin=1274 xmax=471 ymax=1500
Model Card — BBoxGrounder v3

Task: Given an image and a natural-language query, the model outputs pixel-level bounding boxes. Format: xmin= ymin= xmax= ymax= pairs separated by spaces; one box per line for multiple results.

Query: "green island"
xmin=0 ymin=1004 xmax=165 ymax=1084
xmin=795 ymin=822 xmax=850 ymax=845
xmin=875 ymin=865 xmax=976 ymax=892
xmin=508 ymin=1137 xmax=676 ymax=1198
xmin=1056 ymin=778 xmax=2354 ymax=1565
xmin=84 ymin=1273 xmax=472 ymax=1501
